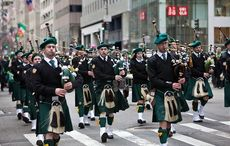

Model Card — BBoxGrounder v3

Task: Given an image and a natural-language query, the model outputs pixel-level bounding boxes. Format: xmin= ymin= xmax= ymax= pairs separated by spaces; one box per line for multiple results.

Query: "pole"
xmin=104 ymin=0 xmax=109 ymax=43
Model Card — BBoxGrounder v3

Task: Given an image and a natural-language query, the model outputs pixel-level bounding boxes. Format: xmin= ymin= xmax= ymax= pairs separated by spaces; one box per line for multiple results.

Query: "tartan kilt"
xmin=20 ymin=87 xmax=27 ymax=102
xmin=95 ymin=81 xmax=129 ymax=114
xmin=75 ymin=82 xmax=95 ymax=107
xmin=132 ymin=83 xmax=148 ymax=102
xmin=224 ymin=80 xmax=230 ymax=107
xmin=12 ymin=81 xmax=20 ymax=101
xmin=152 ymin=90 xmax=182 ymax=123
xmin=184 ymin=77 xmax=213 ymax=100
xmin=37 ymin=99 xmax=73 ymax=134
xmin=26 ymin=90 xmax=37 ymax=120
xmin=176 ymin=90 xmax=189 ymax=112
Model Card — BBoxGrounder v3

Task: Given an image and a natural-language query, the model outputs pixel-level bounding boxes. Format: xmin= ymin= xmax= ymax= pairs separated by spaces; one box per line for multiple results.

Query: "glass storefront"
xmin=129 ymin=0 xmax=209 ymax=51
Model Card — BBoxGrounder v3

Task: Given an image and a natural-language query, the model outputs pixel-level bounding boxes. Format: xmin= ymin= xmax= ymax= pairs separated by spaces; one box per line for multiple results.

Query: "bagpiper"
xmin=72 ymin=45 xmax=96 ymax=129
xmin=185 ymin=40 xmax=213 ymax=122
xmin=130 ymin=47 xmax=149 ymax=124
xmin=31 ymin=32 xmax=83 ymax=146
xmin=220 ymin=38 xmax=230 ymax=107
xmin=91 ymin=43 xmax=129 ymax=143
xmin=147 ymin=33 xmax=185 ymax=146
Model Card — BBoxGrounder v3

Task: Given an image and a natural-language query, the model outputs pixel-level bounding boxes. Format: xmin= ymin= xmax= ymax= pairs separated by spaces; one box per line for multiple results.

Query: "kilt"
xmin=132 ymin=83 xmax=148 ymax=102
xmin=224 ymin=80 xmax=230 ymax=107
xmin=26 ymin=90 xmax=37 ymax=120
xmin=184 ymin=77 xmax=213 ymax=100
xmin=12 ymin=81 xmax=20 ymax=101
xmin=95 ymin=81 xmax=129 ymax=114
xmin=37 ymin=99 xmax=73 ymax=134
xmin=152 ymin=90 xmax=182 ymax=123
xmin=75 ymin=82 xmax=95 ymax=107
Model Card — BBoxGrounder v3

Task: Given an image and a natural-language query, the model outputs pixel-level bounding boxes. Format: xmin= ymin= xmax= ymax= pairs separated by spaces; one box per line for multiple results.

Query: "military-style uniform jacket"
xmin=32 ymin=59 xmax=83 ymax=100
xmin=130 ymin=58 xmax=148 ymax=84
xmin=220 ymin=51 xmax=230 ymax=80
xmin=191 ymin=53 xmax=206 ymax=78
xmin=11 ymin=59 xmax=23 ymax=82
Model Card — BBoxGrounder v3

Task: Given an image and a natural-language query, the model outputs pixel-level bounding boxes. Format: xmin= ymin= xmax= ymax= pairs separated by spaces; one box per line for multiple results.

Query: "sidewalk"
xmin=0 ymin=90 xmax=16 ymax=117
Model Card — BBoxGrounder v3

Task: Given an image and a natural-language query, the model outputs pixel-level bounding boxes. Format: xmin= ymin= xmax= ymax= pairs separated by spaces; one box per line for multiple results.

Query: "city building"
xmin=53 ymin=0 xmax=82 ymax=48
xmin=80 ymin=0 xmax=131 ymax=49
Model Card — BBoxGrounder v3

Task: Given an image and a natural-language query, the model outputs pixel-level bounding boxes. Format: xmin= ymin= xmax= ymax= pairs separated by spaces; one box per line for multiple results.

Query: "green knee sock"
xmin=99 ymin=117 xmax=106 ymax=127
xmin=107 ymin=116 xmax=114 ymax=125
xmin=84 ymin=106 xmax=90 ymax=115
xmin=44 ymin=139 xmax=55 ymax=146
xmin=158 ymin=127 xmax=168 ymax=144
xmin=78 ymin=105 xmax=84 ymax=117
xmin=137 ymin=105 xmax=144 ymax=113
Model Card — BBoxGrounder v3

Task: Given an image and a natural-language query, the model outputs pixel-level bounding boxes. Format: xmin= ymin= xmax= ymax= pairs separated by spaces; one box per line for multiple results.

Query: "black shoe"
xmin=107 ymin=134 xmax=114 ymax=139
xmin=91 ymin=117 xmax=95 ymax=121
xmin=36 ymin=140 xmax=43 ymax=146
xmin=146 ymin=104 xmax=151 ymax=110
xmin=17 ymin=113 xmax=22 ymax=120
xmin=22 ymin=116 xmax=31 ymax=123
xmin=168 ymin=131 xmax=173 ymax=137
xmin=31 ymin=128 xmax=36 ymax=132
xmin=193 ymin=119 xmax=203 ymax=123
xmin=199 ymin=115 xmax=204 ymax=119
xmin=137 ymin=119 xmax=146 ymax=124
xmin=101 ymin=132 xmax=108 ymax=143
xmin=84 ymin=122 xmax=90 ymax=126
xmin=78 ymin=123 xmax=85 ymax=129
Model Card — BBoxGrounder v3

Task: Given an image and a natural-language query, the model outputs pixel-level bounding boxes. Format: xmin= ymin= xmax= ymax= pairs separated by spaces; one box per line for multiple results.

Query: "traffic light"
xmin=194 ymin=19 xmax=199 ymax=29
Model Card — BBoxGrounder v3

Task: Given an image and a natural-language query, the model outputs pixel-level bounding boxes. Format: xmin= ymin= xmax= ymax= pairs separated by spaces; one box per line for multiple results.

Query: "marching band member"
xmin=220 ymin=38 xmax=230 ymax=107
xmin=130 ymin=48 xmax=149 ymax=124
xmin=147 ymin=33 xmax=184 ymax=146
xmin=91 ymin=43 xmax=129 ymax=143
xmin=72 ymin=45 xmax=95 ymax=129
xmin=31 ymin=36 xmax=83 ymax=146
xmin=185 ymin=40 xmax=213 ymax=122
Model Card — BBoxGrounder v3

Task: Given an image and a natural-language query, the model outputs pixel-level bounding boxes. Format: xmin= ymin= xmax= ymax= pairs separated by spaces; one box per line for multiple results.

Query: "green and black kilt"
xmin=152 ymin=90 xmax=182 ymax=123
xmin=95 ymin=81 xmax=129 ymax=114
xmin=12 ymin=81 xmax=20 ymax=101
xmin=37 ymin=98 xmax=73 ymax=134
xmin=75 ymin=85 xmax=84 ymax=107
xmin=132 ymin=83 xmax=148 ymax=102
xmin=20 ymin=87 xmax=27 ymax=102
xmin=224 ymin=80 xmax=230 ymax=107
xmin=75 ymin=82 xmax=95 ymax=107
xmin=176 ymin=86 xmax=189 ymax=112
xmin=26 ymin=90 xmax=37 ymax=120
xmin=184 ymin=77 xmax=213 ymax=101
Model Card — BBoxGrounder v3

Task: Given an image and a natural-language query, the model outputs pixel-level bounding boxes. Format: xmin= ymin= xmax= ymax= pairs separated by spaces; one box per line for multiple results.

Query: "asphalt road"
xmin=0 ymin=85 xmax=229 ymax=146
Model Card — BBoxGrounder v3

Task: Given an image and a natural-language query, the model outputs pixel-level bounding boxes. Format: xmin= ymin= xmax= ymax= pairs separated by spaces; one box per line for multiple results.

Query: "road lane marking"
xmin=24 ymin=133 xmax=37 ymax=146
xmin=183 ymin=113 xmax=217 ymax=122
xmin=152 ymin=129 xmax=215 ymax=146
xmin=0 ymin=110 xmax=4 ymax=115
xmin=181 ymin=123 xmax=230 ymax=139
xmin=113 ymin=129 xmax=159 ymax=146
xmin=66 ymin=130 xmax=105 ymax=146
xmin=220 ymin=121 xmax=230 ymax=126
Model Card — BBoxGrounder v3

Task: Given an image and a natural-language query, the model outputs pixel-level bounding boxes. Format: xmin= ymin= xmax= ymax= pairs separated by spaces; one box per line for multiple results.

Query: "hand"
xmin=64 ymin=82 xmax=73 ymax=91
xmin=115 ymin=75 xmax=122 ymax=81
xmin=203 ymin=73 xmax=210 ymax=79
xmin=119 ymin=70 xmax=126 ymax=76
xmin=88 ymin=71 xmax=95 ymax=78
xmin=55 ymin=88 xmax=67 ymax=97
xmin=178 ymin=78 xmax=185 ymax=84
xmin=172 ymin=83 xmax=181 ymax=91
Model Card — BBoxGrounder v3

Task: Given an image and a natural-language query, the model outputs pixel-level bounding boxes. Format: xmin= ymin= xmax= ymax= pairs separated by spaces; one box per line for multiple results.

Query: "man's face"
xmin=98 ymin=47 xmax=108 ymax=57
xmin=33 ymin=56 xmax=42 ymax=64
xmin=171 ymin=42 xmax=177 ymax=49
xmin=43 ymin=44 xmax=56 ymax=58
xmin=193 ymin=45 xmax=202 ymax=53
xmin=157 ymin=41 xmax=168 ymax=53
xmin=28 ymin=54 xmax=33 ymax=64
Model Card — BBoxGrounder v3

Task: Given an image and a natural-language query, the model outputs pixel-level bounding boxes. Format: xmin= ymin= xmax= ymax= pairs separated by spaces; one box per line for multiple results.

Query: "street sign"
xmin=103 ymin=15 xmax=111 ymax=22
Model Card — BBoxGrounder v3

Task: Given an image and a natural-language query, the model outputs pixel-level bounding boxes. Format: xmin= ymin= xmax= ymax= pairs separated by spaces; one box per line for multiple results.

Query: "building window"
xmin=215 ymin=0 xmax=230 ymax=16
xmin=214 ymin=27 xmax=230 ymax=45
xmin=70 ymin=5 xmax=82 ymax=12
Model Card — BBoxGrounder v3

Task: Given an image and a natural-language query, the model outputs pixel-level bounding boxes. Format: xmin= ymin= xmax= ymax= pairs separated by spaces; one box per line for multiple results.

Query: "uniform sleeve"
xmin=147 ymin=57 xmax=172 ymax=89
xmin=72 ymin=73 xmax=83 ymax=89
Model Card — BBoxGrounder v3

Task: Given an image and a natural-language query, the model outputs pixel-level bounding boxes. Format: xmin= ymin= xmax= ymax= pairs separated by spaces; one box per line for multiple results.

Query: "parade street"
xmin=0 ymin=86 xmax=229 ymax=146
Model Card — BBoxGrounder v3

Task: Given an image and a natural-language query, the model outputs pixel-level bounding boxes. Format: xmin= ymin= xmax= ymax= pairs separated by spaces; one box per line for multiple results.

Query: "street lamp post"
xmin=103 ymin=0 xmax=111 ymax=44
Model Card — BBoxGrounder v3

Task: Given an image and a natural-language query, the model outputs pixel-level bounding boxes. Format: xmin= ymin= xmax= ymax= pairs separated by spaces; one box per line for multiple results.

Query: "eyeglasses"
xmin=46 ymin=45 xmax=56 ymax=48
